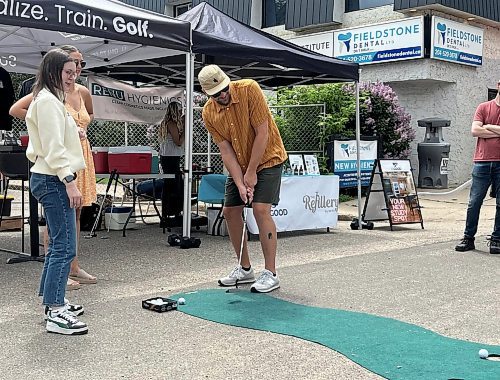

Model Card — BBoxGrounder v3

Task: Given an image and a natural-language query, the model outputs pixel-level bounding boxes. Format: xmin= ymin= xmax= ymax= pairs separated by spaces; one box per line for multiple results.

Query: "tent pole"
xmin=182 ymin=52 xmax=195 ymax=238
xmin=355 ymin=77 xmax=362 ymax=230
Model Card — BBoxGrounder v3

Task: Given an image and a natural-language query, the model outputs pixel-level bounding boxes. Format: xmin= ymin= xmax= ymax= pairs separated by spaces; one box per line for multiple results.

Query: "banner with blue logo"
xmin=431 ymin=16 xmax=483 ymax=67
xmin=333 ymin=140 xmax=377 ymax=188
xmin=333 ymin=17 xmax=424 ymax=65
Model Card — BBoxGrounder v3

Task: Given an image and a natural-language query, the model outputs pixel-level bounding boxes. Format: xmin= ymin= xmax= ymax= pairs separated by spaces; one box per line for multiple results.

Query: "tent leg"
xmin=355 ymin=76 xmax=362 ymax=230
xmin=182 ymin=53 xmax=195 ymax=239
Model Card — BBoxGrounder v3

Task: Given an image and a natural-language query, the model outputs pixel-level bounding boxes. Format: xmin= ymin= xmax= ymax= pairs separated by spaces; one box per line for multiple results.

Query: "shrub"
xmin=274 ymin=82 xmax=414 ymax=162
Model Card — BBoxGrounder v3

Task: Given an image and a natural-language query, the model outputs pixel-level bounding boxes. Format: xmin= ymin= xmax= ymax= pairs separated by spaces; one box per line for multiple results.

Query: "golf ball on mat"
xmin=478 ymin=349 xmax=489 ymax=359
xmin=178 ymin=297 xmax=186 ymax=305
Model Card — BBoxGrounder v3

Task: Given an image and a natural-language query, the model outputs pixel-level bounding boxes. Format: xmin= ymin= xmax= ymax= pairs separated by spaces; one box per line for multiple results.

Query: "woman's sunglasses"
xmin=211 ymin=85 xmax=229 ymax=98
xmin=74 ymin=59 xmax=87 ymax=69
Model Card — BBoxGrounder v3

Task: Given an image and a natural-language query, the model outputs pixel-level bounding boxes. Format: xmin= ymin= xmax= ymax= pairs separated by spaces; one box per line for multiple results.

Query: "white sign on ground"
xmin=246 ymin=176 xmax=339 ymax=233
xmin=333 ymin=139 xmax=377 ymax=188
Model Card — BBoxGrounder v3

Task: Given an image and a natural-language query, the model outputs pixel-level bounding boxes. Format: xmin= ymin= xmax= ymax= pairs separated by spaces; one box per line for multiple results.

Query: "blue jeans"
xmin=30 ymin=173 xmax=76 ymax=307
xmin=464 ymin=162 xmax=500 ymax=240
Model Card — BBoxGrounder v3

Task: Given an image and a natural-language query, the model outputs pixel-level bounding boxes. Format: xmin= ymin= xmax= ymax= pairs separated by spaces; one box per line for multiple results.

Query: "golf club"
xmin=226 ymin=204 xmax=248 ymax=293
xmin=85 ymin=169 xmax=117 ymax=239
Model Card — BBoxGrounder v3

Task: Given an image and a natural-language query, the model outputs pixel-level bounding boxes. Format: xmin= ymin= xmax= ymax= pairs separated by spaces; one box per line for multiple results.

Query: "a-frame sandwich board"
xmin=362 ymin=159 xmax=424 ymax=230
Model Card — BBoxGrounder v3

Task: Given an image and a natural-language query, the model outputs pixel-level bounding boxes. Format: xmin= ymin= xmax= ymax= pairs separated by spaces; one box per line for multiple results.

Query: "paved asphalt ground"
xmin=0 ymin=186 xmax=498 ymax=379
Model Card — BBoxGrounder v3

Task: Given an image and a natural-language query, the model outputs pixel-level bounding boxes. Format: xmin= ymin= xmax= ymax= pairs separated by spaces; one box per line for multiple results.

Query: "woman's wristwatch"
xmin=62 ymin=174 xmax=76 ymax=184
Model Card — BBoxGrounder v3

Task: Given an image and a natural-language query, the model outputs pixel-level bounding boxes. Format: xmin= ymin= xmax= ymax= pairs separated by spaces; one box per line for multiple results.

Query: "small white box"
xmin=104 ymin=206 xmax=136 ymax=230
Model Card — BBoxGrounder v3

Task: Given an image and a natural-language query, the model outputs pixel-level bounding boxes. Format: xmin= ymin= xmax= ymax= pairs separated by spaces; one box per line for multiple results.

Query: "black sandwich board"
xmin=362 ymin=159 xmax=424 ymax=230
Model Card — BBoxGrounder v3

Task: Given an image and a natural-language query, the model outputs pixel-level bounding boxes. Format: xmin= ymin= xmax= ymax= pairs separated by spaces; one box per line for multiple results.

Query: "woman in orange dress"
xmin=9 ymin=45 xmax=97 ymax=288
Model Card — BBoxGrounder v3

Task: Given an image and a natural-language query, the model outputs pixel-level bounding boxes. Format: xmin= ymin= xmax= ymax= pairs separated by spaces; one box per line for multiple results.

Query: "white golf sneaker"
xmin=46 ymin=307 xmax=88 ymax=335
xmin=250 ymin=269 xmax=280 ymax=293
xmin=218 ymin=265 xmax=255 ymax=286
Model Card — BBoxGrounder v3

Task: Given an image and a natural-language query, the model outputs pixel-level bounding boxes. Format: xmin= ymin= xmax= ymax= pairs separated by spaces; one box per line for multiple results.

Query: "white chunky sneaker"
xmin=44 ymin=298 xmax=84 ymax=321
xmin=46 ymin=307 xmax=88 ymax=335
xmin=250 ymin=269 xmax=280 ymax=293
xmin=218 ymin=265 xmax=255 ymax=287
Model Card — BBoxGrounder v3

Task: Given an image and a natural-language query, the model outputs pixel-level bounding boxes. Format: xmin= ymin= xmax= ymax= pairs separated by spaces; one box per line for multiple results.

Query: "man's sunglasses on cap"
xmin=211 ymin=85 xmax=229 ymax=98
xmin=74 ymin=59 xmax=86 ymax=68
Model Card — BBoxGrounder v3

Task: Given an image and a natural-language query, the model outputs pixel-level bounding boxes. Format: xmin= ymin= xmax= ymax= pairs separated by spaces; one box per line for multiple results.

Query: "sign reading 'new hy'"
xmin=333 ymin=17 xmax=424 ymax=65
xmin=430 ymin=16 xmax=483 ymax=66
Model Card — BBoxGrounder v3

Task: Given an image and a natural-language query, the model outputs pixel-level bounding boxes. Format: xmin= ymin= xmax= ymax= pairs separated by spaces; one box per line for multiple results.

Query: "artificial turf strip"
xmin=173 ymin=289 xmax=500 ymax=380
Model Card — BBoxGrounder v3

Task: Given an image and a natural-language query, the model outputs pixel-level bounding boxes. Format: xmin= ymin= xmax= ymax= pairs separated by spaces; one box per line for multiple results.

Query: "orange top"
xmin=202 ymin=79 xmax=287 ymax=173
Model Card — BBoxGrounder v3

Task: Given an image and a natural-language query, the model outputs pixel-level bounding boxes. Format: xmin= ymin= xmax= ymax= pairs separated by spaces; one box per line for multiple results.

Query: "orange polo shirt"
xmin=202 ymin=79 xmax=287 ymax=173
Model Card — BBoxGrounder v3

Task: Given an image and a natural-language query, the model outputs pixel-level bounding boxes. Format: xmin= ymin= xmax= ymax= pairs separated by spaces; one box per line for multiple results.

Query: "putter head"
xmin=226 ymin=287 xmax=245 ymax=293
xmin=84 ymin=232 xmax=97 ymax=239
xmin=226 ymin=279 xmax=244 ymax=293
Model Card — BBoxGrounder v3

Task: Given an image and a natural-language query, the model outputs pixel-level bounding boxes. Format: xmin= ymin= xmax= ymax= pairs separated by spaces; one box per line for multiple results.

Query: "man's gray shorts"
xmin=224 ymin=164 xmax=283 ymax=207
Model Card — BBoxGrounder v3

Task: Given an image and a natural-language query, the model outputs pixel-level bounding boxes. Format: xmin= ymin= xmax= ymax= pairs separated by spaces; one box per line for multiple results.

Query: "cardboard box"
xmin=0 ymin=216 xmax=23 ymax=231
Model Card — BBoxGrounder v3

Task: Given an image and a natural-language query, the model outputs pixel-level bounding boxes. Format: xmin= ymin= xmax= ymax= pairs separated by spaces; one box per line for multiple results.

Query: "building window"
xmin=174 ymin=3 xmax=191 ymax=16
xmin=263 ymin=0 xmax=287 ymax=28
xmin=488 ymin=88 xmax=497 ymax=101
xmin=346 ymin=0 xmax=393 ymax=12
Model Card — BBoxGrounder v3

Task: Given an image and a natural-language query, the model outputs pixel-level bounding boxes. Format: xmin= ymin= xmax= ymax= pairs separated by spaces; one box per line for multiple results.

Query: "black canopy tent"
xmin=90 ymin=3 xmax=363 ymax=233
xmin=1 ymin=1 xmax=364 ymax=240
xmin=91 ymin=2 xmax=359 ymax=89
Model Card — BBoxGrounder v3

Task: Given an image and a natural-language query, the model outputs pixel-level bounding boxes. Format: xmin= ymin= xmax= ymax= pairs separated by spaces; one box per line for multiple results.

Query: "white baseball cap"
xmin=198 ymin=65 xmax=230 ymax=96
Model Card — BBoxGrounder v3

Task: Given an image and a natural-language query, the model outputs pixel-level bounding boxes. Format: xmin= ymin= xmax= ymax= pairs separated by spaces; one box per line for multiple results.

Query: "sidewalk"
xmin=0 ymin=184 xmax=498 ymax=379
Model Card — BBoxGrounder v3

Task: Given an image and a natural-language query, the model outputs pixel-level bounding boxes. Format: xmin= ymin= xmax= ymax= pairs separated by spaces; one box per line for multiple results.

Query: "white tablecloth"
xmin=246 ymin=175 xmax=339 ymax=234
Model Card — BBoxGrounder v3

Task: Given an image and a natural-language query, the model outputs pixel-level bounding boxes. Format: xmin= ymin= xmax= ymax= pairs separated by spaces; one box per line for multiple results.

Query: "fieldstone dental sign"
xmin=333 ymin=139 xmax=377 ymax=188
xmin=430 ymin=16 xmax=483 ymax=66
xmin=333 ymin=17 xmax=424 ymax=65
xmin=88 ymin=76 xmax=183 ymax=124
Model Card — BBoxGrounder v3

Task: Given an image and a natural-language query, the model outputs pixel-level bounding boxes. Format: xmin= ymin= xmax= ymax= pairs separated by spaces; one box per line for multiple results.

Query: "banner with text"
xmin=0 ymin=0 xmax=190 ymax=51
xmin=288 ymin=31 xmax=334 ymax=57
xmin=379 ymin=160 xmax=422 ymax=225
xmin=246 ymin=176 xmax=339 ymax=233
xmin=88 ymin=76 xmax=183 ymax=124
xmin=430 ymin=16 xmax=483 ymax=67
xmin=333 ymin=16 xmax=424 ymax=65
xmin=333 ymin=139 xmax=377 ymax=188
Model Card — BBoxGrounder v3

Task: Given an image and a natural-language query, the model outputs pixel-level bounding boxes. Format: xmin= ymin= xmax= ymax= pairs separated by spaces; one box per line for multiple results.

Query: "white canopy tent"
xmin=0 ymin=0 xmax=203 ymax=238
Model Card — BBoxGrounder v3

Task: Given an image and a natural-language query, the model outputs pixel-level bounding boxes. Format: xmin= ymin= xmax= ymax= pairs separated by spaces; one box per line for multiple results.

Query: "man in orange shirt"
xmin=198 ymin=65 xmax=287 ymax=292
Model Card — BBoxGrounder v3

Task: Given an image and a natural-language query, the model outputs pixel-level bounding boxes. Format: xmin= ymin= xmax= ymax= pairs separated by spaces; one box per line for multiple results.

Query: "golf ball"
xmin=478 ymin=349 xmax=489 ymax=359
xmin=178 ymin=297 xmax=186 ymax=305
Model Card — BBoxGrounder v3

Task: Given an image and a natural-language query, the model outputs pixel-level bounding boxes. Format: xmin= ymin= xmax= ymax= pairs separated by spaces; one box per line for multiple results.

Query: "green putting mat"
xmin=173 ymin=289 xmax=500 ymax=380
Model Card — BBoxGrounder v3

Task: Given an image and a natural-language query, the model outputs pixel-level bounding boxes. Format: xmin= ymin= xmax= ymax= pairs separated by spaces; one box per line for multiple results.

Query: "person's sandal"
xmin=66 ymin=278 xmax=81 ymax=291
xmin=69 ymin=268 xmax=97 ymax=284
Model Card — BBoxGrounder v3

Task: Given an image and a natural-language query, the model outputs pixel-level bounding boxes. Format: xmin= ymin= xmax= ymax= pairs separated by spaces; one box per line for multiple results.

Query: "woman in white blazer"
xmin=26 ymin=48 xmax=88 ymax=335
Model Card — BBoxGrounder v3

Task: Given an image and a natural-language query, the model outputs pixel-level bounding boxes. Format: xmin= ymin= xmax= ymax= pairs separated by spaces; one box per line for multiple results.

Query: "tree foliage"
xmin=274 ymin=82 xmax=415 ymax=161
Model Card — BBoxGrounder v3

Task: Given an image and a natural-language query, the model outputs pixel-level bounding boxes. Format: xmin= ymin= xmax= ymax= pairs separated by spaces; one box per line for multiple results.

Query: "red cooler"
xmin=108 ymin=146 xmax=152 ymax=174
xmin=92 ymin=147 xmax=109 ymax=174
